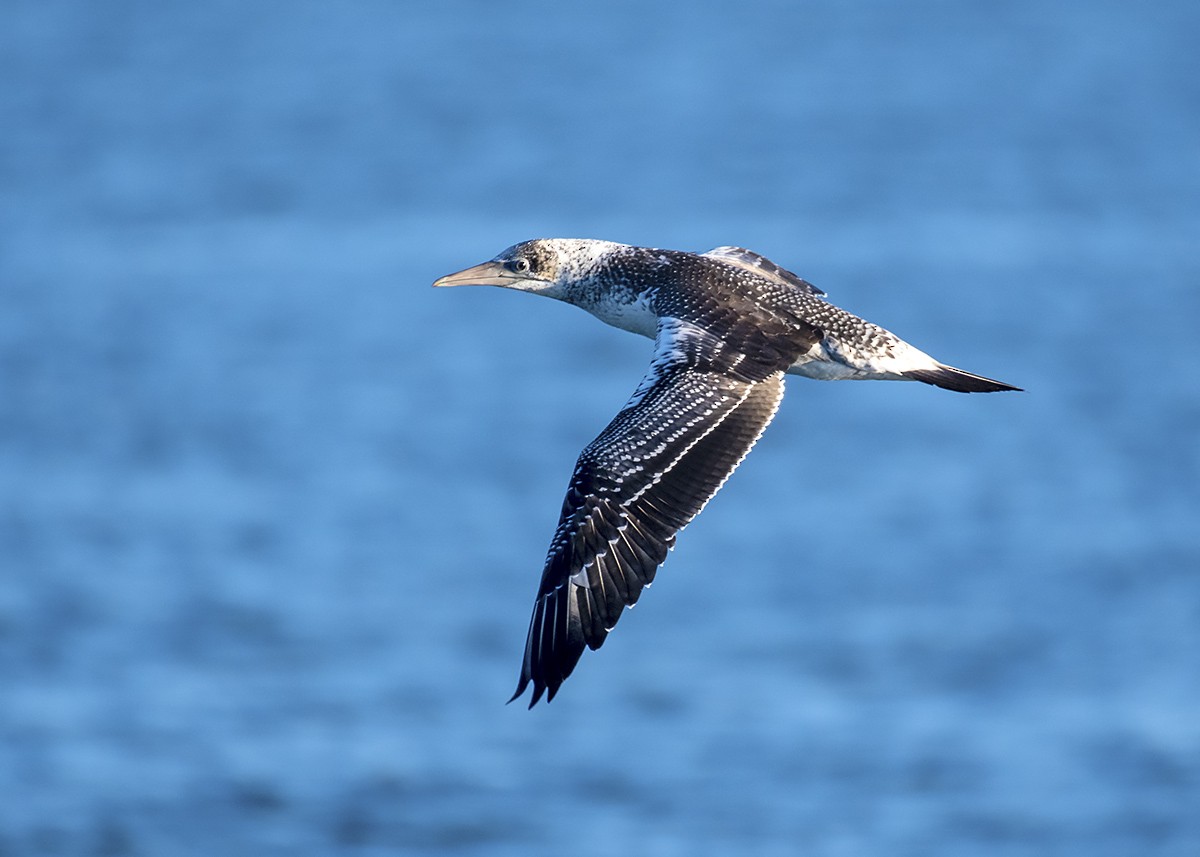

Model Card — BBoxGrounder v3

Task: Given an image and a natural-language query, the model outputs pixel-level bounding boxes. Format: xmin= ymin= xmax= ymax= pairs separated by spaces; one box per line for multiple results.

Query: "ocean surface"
xmin=2 ymin=1 xmax=1198 ymax=854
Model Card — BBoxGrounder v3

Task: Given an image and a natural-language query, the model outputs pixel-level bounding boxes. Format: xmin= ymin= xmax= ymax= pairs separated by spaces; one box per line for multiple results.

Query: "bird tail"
xmin=903 ymin=364 xmax=1022 ymax=393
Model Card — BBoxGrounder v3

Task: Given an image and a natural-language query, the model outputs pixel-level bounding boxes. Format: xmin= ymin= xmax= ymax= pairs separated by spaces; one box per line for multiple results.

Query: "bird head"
xmin=432 ymin=238 xmax=620 ymax=298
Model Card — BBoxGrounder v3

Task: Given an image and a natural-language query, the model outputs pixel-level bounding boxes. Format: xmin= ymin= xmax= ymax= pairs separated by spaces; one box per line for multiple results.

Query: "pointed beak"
xmin=432 ymin=260 xmax=519 ymax=288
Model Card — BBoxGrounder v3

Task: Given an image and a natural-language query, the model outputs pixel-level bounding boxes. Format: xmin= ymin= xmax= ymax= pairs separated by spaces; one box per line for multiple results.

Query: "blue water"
xmin=2 ymin=1 xmax=1198 ymax=854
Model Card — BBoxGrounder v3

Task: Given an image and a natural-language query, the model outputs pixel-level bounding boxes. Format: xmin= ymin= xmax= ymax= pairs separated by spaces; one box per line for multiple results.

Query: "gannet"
xmin=434 ymin=239 xmax=1020 ymax=706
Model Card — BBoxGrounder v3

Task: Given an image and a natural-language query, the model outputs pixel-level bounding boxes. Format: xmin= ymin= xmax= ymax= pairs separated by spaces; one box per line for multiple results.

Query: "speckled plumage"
xmin=434 ymin=239 xmax=1020 ymax=706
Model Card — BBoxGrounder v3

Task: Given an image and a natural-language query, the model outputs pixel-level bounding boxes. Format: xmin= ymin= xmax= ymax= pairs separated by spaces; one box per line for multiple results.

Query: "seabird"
xmin=434 ymin=239 xmax=1020 ymax=707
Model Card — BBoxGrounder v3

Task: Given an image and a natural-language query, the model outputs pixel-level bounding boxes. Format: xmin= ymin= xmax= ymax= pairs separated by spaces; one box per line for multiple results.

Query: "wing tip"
xmin=506 ymin=680 xmax=528 ymax=707
xmin=508 ymin=673 xmax=550 ymax=709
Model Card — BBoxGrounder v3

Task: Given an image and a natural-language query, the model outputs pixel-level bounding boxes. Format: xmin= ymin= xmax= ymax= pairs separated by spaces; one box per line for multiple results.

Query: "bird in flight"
xmin=434 ymin=239 xmax=1020 ymax=707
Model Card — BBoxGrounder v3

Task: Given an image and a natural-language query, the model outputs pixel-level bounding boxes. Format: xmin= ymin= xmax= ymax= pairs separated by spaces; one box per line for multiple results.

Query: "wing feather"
xmin=509 ymin=317 xmax=793 ymax=706
xmin=702 ymin=245 xmax=826 ymax=296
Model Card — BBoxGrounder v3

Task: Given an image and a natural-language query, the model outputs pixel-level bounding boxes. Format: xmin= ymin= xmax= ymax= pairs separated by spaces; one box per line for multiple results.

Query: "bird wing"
xmin=509 ymin=316 xmax=791 ymax=707
xmin=702 ymin=246 xmax=826 ymax=296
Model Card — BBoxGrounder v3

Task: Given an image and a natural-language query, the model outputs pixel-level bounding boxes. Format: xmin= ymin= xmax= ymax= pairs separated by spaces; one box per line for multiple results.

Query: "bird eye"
xmin=511 ymin=257 xmax=531 ymax=274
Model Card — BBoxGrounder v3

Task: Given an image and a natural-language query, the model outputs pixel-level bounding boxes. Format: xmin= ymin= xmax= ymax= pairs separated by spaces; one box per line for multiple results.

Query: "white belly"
xmin=583 ymin=293 xmax=659 ymax=339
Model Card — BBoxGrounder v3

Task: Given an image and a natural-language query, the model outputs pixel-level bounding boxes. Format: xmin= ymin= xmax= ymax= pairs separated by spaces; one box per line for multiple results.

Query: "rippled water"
xmin=2 ymin=1 xmax=1198 ymax=854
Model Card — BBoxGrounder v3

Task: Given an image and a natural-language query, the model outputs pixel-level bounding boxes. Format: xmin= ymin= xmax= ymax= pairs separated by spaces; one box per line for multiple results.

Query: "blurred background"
xmin=1 ymin=0 xmax=1197 ymax=854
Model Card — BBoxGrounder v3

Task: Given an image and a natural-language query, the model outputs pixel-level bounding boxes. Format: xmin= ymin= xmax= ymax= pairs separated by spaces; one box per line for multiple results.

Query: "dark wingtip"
xmin=507 ymin=674 xmax=550 ymax=709
xmin=905 ymin=366 xmax=1023 ymax=394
